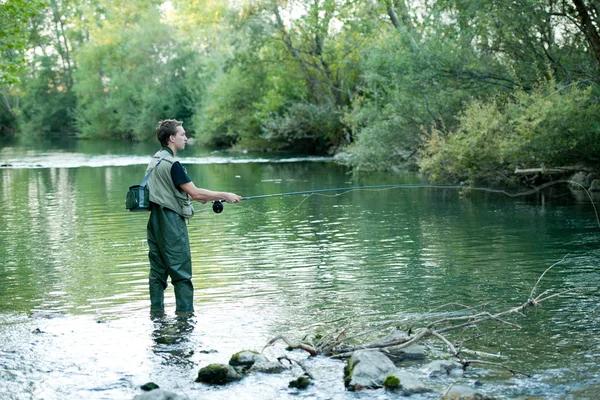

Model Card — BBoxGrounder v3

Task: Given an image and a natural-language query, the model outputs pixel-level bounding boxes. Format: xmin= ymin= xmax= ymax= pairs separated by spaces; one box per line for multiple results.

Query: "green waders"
xmin=147 ymin=203 xmax=194 ymax=313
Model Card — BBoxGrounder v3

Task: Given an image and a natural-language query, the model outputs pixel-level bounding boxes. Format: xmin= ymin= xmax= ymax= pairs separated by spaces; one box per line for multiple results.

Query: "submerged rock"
xmin=388 ymin=370 xmax=432 ymax=395
xmin=387 ymin=343 xmax=427 ymax=362
xmin=195 ymin=363 xmax=242 ymax=385
xmin=365 ymin=329 xmax=426 ymax=362
xmin=369 ymin=329 xmax=409 ymax=347
xmin=133 ymin=389 xmax=186 ymax=400
xmin=441 ymin=385 xmax=497 ymax=399
xmin=423 ymin=360 xmax=464 ymax=377
xmin=289 ymin=376 xmax=311 ymax=390
xmin=248 ymin=360 xmax=286 ymax=374
xmin=344 ymin=350 xmax=397 ymax=391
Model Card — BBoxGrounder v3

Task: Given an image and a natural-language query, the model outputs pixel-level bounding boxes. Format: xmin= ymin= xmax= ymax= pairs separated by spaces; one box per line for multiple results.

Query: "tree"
xmin=195 ymin=0 xmax=368 ymax=152
xmin=0 ymin=0 xmax=46 ymax=86
xmin=569 ymin=0 xmax=600 ymax=70
xmin=74 ymin=2 xmax=202 ymax=140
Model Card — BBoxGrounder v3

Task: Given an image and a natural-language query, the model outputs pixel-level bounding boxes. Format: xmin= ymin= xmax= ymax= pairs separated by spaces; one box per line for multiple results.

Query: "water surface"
xmin=1 ymin=139 xmax=599 ymax=399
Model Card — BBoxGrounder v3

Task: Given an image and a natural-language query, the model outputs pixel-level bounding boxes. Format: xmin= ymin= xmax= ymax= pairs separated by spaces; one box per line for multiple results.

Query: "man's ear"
xmin=168 ymin=135 xmax=175 ymax=143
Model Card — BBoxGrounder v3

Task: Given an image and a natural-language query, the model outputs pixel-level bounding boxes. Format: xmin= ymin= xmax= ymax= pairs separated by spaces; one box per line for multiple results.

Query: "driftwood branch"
xmin=264 ymin=256 xmax=592 ymax=379
xmin=463 ymin=359 xmax=531 ymax=377
xmin=264 ymin=334 xmax=317 ymax=356
xmin=277 ymin=356 xmax=315 ymax=379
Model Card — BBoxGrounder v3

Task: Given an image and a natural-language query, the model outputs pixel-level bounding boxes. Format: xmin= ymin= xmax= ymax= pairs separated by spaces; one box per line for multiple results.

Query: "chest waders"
xmin=146 ymin=150 xmax=194 ymax=314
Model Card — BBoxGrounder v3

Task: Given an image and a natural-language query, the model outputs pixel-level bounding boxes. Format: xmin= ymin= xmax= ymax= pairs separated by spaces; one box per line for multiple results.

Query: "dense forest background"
xmin=2 ymin=0 xmax=600 ymax=184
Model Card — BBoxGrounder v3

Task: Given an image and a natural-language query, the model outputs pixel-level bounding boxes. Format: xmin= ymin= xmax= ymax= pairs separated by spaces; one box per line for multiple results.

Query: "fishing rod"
xmin=211 ymin=179 xmax=600 ymax=222
xmin=211 ymin=183 xmax=475 ymax=213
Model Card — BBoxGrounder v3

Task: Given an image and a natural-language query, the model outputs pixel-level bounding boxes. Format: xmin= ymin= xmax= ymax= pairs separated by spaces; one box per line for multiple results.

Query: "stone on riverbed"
xmin=140 ymin=382 xmax=160 ymax=391
xmin=387 ymin=343 xmax=427 ymax=362
xmin=288 ymin=376 xmax=311 ymax=389
xmin=133 ymin=389 xmax=186 ymax=400
xmin=423 ymin=359 xmax=464 ymax=377
xmin=386 ymin=370 xmax=432 ymax=394
xmin=229 ymin=350 xmax=268 ymax=368
xmin=195 ymin=363 xmax=242 ymax=385
xmin=344 ymin=350 xmax=397 ymax=391
xmin=441 ymin=385 xmax=497 ymax=399
xmin=248 ymin=359 xmax=287 ymax=373
xmin=366 ymin=329 xmax=426 ymax=362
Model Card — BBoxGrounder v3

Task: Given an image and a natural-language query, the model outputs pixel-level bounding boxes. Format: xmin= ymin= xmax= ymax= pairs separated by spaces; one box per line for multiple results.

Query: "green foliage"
xmin=0 ymin=0 xmax=46 ymax=86
xmin=3 ymin=0 xmax=600 ymax=178
xmin=194 ymin=0 xmax=360 ymax=153
xmin=339 ymin=23 xmax=504 ymax=171
xmin=418 ymin=80 xmax=600 ymax=184
xmin=435 ymin=0 xmax=597 ymax=81
xmin=74 ymin=5 xmax=201 ymax=140
xmin=192 ymin=62 xmax=266 ymax=148
xmin=19 ymin=55 xmax=77 ymax=135
xmin=261 ymin=101 xmax=343 ymax=153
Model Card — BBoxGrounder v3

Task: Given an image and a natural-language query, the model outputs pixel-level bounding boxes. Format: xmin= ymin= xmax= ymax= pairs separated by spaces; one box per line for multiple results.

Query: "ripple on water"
xmin=2 ymin=162 xmax=600 ymax=399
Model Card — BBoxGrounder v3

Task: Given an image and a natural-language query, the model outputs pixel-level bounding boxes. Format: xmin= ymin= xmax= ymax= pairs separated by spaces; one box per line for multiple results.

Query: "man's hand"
xmin=222 ymin=193 xmax=242 ymax=203
xmin=180 ymin=182 xmax=242 ymax=204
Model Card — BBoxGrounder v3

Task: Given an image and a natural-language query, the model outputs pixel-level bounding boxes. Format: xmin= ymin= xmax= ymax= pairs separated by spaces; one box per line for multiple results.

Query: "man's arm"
xmin=179 ymin=181 xmax=242 ymax=204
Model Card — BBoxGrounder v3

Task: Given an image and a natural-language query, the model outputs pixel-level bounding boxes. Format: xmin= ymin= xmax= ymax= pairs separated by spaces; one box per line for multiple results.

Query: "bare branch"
xmin=530 ymin=254 xmax=570 ymax=299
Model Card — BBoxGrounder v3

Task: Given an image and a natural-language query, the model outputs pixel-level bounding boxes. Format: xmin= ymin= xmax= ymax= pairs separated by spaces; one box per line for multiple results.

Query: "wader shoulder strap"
xmin=140 ymin=155 xmax=167 ymax=187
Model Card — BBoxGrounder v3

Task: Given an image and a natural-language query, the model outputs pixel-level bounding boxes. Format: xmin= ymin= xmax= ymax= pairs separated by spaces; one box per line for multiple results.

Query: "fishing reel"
xmin=212 ymin=200 xmax=224 ymax=213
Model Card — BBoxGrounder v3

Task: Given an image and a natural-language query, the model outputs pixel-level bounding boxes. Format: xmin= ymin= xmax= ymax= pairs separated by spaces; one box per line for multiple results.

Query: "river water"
xmin=1 ymin=138 xmax=599 ymax=399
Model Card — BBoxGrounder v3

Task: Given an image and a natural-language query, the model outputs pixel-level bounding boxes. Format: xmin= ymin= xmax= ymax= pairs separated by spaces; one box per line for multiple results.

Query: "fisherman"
xmin=146 ymin=119 xmax=242 ymax=315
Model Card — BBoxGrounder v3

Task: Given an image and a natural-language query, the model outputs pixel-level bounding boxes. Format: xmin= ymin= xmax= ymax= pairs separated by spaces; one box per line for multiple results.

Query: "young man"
xmin=146 ymin=119 xmax=241 ymax=315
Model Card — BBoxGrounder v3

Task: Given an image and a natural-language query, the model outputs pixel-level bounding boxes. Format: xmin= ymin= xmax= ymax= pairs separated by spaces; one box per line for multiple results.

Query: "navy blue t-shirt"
xmin=171 ymin=161 xmax=192 ymax=188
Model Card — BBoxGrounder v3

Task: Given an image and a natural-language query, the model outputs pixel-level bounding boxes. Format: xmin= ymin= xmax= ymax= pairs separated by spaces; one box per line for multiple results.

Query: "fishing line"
xmin=208 ymin=180 xmax=599 ymax=227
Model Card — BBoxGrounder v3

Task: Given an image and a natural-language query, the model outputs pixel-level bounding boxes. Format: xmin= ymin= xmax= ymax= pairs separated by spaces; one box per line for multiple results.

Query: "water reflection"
xmin=151 ymin=312 xmax=196 ymax=368
xmin=1 ymin=150 xmax=600 ymax=399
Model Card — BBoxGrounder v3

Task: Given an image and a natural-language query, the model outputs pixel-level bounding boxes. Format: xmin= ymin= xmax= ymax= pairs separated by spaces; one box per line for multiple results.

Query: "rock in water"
xmin=195 ymin=363 xmax=242 ymax=385
xmin=344 ymin=350 xmax=397 ymax=390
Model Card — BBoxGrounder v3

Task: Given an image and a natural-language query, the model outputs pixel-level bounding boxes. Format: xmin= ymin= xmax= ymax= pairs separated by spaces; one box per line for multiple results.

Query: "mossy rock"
xmin=195 ymin=363 xmax=241 ymax=385
xmin=140 ymin=382 xmax=159 ymax=391
xmin=383 ymin=375 xmax=401 ymax=390
xmin=343 ymin=358 xmax=356 ymax=388
xmin=229 ymin=350 xmax=265 ymax=367
xmin=288 ymin=376 xmax=311 ymax=390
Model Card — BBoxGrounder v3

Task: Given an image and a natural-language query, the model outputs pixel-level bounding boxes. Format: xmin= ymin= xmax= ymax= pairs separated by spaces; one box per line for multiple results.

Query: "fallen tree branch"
xmin=266 ymin=256 xmax=593 ymax=384
xmin=264 ymin=335 xmax=317 ymax=356
xmin=463 ymin=359 xmax=531 ymax=377
xmin=277 ymin=356 xmax=315 ymax=379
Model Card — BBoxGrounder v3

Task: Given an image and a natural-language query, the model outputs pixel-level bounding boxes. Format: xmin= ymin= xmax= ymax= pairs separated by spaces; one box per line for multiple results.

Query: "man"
xmin=146 ymin=119 xmax=241 ymax=315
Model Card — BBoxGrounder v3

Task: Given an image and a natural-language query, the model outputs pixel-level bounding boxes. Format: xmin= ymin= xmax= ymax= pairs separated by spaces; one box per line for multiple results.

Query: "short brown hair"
xmin=156 ymin=119 xmax=183 ymax=146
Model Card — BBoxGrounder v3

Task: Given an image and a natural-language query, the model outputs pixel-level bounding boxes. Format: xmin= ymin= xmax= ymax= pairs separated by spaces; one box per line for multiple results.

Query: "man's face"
xmin=170 ymin=126 xmax=187 ymax=151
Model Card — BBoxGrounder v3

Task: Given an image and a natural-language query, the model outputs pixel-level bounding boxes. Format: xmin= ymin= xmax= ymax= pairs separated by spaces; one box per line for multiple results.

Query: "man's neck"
xmin=164 ymin=145 xmax=176 ymax=156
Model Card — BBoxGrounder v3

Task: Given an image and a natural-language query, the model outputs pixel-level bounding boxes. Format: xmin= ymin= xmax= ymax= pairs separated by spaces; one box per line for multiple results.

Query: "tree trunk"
xmin=571 ymin=0 xmax=600 ymax=69
xmin=382 ymin=0 xmax=418 ymax=50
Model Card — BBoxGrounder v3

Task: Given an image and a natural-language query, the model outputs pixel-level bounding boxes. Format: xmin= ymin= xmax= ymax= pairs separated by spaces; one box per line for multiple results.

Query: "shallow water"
xmin=1 ymin=139 xmax=599 ymax=399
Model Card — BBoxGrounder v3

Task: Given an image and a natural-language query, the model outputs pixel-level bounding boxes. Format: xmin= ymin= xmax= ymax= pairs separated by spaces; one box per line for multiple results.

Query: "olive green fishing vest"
xmin=146 ymin=148 xmax=194 ymax=219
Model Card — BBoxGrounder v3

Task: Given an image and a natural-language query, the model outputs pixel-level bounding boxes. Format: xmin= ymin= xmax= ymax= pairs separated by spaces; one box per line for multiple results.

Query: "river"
xmin=1 ymin=138 xmax=599 ymax=399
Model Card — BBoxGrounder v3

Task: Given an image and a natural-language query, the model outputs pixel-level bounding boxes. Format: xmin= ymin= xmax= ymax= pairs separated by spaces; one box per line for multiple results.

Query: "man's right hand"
xmin=222 ymin=193 xmax=242 ymax=203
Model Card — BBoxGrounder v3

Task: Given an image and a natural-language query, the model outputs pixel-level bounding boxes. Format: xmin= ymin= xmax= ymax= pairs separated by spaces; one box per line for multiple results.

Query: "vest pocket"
xmin=176 ymin=193 xmax=194 ymax=218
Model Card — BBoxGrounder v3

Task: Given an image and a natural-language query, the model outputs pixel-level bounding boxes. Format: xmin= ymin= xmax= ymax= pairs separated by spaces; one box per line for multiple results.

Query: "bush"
xmin=260 ymin=101 xmax=342 ymax=154
xmin=418 ymin=80 xmax=600 ymax=184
